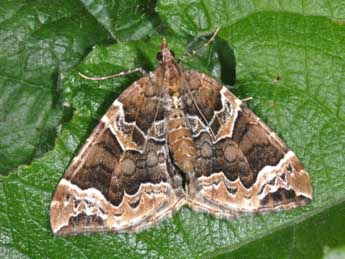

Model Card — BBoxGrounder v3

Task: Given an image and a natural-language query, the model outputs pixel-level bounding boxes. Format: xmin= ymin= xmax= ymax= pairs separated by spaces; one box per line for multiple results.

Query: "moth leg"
xmin=78 ymin=67 xmax=148 ymax=81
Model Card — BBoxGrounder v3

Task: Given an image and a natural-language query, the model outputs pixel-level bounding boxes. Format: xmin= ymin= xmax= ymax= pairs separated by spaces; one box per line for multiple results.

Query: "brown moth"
xmin=50 ymin=38 xmax=312 ymax=235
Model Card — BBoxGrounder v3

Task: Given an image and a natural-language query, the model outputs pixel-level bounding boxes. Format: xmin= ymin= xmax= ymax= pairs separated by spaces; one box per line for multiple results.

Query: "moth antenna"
xmin=178 ymin=27 xmax=221 ymax=62
xmin=241 ymin=97 xmax=253 ymax=102
xmin=78 ymin=67 xmax=147 ymax=81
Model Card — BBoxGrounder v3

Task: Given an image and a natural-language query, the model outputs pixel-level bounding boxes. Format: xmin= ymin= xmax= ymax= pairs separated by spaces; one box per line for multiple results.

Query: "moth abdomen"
xmin=167 ymin=109 xmax=196 ymax=174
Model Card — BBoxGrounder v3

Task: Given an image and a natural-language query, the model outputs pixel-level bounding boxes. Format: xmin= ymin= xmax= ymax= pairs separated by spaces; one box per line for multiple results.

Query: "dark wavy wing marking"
xmin=50 ymin=72 xmax=185 ymax=235
xmin=185 ymin=72 xmax=312 ymax=217
xmin=117 ymin=68 xmax=165 ymax=137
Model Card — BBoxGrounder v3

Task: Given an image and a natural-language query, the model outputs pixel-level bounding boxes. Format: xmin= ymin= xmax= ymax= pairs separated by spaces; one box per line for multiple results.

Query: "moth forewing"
xmin=50 ymin=38 xmax=312 ymax=235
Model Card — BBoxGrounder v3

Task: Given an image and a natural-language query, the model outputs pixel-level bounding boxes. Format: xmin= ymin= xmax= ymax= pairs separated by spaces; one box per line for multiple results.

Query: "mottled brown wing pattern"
xmin=51 ymin=39 xmax=312 ymax=235
xmin=50 ymin=73 xmax=185 ymax=235
xmin=184 ymin=71 xmax=312 ymax=217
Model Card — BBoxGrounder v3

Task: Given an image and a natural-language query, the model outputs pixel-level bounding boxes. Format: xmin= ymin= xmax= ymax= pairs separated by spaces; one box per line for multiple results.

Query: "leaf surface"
xmin=1 ymin=1 xmax=345 ymax=258
xmin=0 ymin=1 xmax=110 ymax=174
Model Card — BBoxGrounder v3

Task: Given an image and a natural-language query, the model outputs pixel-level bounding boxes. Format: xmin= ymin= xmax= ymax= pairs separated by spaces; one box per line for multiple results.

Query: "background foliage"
xmin=1 ymin=0 xmax=345 ymax=258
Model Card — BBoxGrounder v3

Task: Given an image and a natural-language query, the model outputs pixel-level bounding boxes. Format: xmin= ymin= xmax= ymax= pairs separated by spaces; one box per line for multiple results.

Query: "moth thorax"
xmin=164 ymin=66 xmax=183 ymax=95
xmin=167 ymin=109 xmax=196 ymax=174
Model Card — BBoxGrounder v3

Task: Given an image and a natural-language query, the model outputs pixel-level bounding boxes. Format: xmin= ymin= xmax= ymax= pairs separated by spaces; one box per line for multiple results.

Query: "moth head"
xmin=156 ymin=38 xmax=176 ymax=63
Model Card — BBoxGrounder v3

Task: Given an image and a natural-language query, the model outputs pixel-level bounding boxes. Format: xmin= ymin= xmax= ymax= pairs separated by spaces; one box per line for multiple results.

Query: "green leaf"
xmin=0 ymin=1 xmax=110 ymax=174
xmin=80 ymin=0 xmax=159 ymax=41
xmin=213 ymin=201 xmax=345 ymax=259
xmin=1 ymin=1 xmax=345 ymax=258
xmin=0 ymin=0 xmax=159 ymax=175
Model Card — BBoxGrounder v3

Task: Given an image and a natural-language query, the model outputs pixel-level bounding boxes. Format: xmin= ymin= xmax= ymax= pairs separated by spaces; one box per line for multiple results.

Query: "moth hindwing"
xmin=50 ymin=39 xmax=312 ymax=235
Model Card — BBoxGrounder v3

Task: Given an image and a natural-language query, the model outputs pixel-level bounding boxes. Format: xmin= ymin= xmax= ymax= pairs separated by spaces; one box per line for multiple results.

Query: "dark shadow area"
xmin=214 ymin=36 xmax=236 ymax=86
xmin=142 ymin=0 xmax=164 ymax=33
xmin=182 ymin=30 xmax=236 ymax=86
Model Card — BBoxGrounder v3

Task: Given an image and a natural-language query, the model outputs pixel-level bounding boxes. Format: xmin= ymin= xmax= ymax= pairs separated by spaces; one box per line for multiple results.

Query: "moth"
xmin=50 ymin=37 xmax=312 ymax=236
